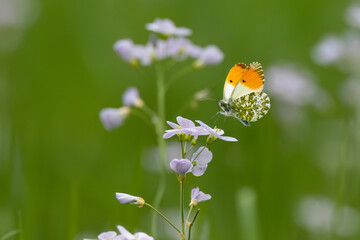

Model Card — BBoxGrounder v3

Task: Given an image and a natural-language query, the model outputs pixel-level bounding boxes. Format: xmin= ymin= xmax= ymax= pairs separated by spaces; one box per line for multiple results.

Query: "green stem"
xmin=185 ymin=205 xmax=194 ymax=235
xmin=145 ymin=203 xmax=182 ymax=235
xmin=180 ymin=140 xmax=185 ymax=158
xmin=188 ymin=209 xmax=200 ymax=240
xmin=141 ymin=104 xmax=157 ymax=118
xmin=180 ymin=181 xmax=185 ymax=237
xmin=185 ymin=205 xmax=194 ymax=225
xmin=151 ymin=64 xmax=167 ymax=237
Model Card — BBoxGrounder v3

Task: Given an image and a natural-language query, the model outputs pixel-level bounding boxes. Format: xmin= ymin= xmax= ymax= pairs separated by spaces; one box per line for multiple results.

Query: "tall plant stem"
xmin=180 ymin=181 xmax=185 ymax=239
xmin=151 ymin=64 xmax=167 ymax=236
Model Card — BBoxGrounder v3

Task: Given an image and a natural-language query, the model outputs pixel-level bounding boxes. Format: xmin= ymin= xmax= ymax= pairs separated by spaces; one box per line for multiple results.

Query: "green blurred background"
xmin=1 ymin=0 xmax=360 ymax=239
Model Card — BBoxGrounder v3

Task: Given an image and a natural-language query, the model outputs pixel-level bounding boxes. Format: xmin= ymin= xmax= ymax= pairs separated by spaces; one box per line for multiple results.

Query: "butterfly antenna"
xmin=211 ymin=112 xmax=222 ymax=125
xmin=198 ymin=97 xmax=217 ymax=102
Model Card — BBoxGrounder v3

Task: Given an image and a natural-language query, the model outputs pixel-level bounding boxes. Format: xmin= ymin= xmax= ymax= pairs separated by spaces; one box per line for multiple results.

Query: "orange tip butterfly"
xmin=218 ymin=62 xmax=271 ymax=126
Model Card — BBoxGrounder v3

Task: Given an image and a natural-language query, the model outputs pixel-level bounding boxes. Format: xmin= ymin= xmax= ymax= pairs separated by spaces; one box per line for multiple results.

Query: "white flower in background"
xmin=99 ymin=107 xmax=130 ymax=131
xmin=267 ymin=64 xmax=330 ymax=108
xmin=0 ymin=0 xmax=40 ymax=52
xmin=346 ymin=3 xmax=360 ymax=28
xmin=295 ymin=196 xmax=334 ymax=233
xmin=294 ymin=196 xmax=360 ymax=237
xmin=146 ymin=18 xmax=192 ymax=37
xmin=312 ymin=35 xmax=346 ymax=65
xmin=122 ymin=87 xmax=144 ymax=108
xmin=166 ymin=37 xmax=202 ymax=60
xmin=194 ymin=45 xmax=224 ymax=68
xmin=114 ymin=39 xmax=155 ymax=66
xmin=312 ymin=32 xmax=360 ymax=69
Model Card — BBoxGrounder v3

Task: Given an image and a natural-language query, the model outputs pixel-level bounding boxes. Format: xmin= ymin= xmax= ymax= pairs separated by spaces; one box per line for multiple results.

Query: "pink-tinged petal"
xmin=117 ymin=225 xmax=134 ymax=239
xmin=170 ymin=159 xmax=192 ymax=175
xmin=190 ymin=187 xmax=211 ymax=205
xmin=98 ymin=231 xmax=118 ymax=240
xmin=163 ymin=130 xmax=178 ymax=139
xmin=191 ymin=147 xmax=213 ymax=164
xmin=192 ymin=165 xmax=208 ymax=177
xmin=191 ymin=147 xmax=212 ymax=176
xmin=122 ymin=87 xmax=140 ymax=107
xmin=166 ymin=121 xmax=178 ymax=129
xmin=194 ymin=45 xmax=224 ymax=67
xmin=100 ymin=107 xmax=129 ymax=131
xmin=217 ymin=135 xmax=238 ymax=142
xmin=195 ymin=120 xmax=237 ymax=142
xmin=195 ymin=120 xmax=215 ymax=135
xmin=133 ymin=232 xmax=154 ymax=240
xmin=115 ymin=193 xmax=138 ymax=204
xmin=176 ymin=116 xmax=195 ymax=128
xmin=146 ymin=18 xmax=192 ymax=37
xmin=114 ymin=39 xmax=134 ymax=61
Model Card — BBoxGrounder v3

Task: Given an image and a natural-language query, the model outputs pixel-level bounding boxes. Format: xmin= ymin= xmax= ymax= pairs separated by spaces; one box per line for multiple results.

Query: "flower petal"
xmin=217 ymin=135 xmax=238 ymax=142
xmin=163 ymin=130 xmax=178 ymax=139
xmin=122 ymin=87 xmax=140 ymax=107
xmin=114 ymin=39 xmax=134 ymax=61
xmin=170 ymin=159 xmax=192 ymax=175
xmin=117 ymin=225 xmax=134 ymax=239
xmin=100 ymin=108 xmax=129 ymax=131
xmin=195 ymin=120 xmax=216 ymax=135
xmin=98 ymin=231 xmax=118 ymax=240
xmin=191 ymin=147 xmax=212 ymax=164
xmin=115 ymin=193 xmax=138 ymax=204
xmin=134 ymin=232 xmax=154 ymax=240
xmin=176 ymin=116 xmax=195 ymax=129
xmin=166 ymin=121 xmax=178 ymax=129
xmin=191 ymin=187 xmax=211 ymax=203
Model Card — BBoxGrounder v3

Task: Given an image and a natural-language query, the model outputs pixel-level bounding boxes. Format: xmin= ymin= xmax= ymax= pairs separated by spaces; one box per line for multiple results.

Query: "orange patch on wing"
xmin=225 ymin=63 xmax=246 ymax=87
xmin=242 ymin=62 xmax=264 ymax=91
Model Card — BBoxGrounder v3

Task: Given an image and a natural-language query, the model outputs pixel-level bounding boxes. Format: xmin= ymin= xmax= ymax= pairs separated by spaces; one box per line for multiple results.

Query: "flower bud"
xmin=206 ymin=134 xmax=217 ymax=145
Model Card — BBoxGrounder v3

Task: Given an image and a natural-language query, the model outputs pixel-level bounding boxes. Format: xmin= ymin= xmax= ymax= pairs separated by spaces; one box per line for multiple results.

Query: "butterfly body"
xmin=219 ymin=62 xmax=270 ymax=126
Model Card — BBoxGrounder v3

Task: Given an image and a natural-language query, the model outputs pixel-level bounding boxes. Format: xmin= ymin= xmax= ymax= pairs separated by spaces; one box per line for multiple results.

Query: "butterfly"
xmin=218 ymin=62 xmax=270 ymax=126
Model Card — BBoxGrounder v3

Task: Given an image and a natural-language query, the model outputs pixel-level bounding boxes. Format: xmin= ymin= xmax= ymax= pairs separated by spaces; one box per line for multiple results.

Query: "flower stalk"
xmin=145 ymin=203 xmax=182 ymax=236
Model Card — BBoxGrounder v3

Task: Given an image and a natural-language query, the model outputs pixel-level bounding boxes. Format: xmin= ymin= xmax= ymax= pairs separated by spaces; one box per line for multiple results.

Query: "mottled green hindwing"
xmin=230 ymin=92 xmax=271 ymax=122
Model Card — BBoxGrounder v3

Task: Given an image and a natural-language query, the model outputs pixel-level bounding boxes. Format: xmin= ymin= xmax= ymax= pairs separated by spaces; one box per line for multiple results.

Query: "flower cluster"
xmin=114 ymin=18 xmax=223 ymax=68
xmin=165 ymin=116 xmax=237 ymax=180
xmin=99 ymin=87 xmax=143 ymax=130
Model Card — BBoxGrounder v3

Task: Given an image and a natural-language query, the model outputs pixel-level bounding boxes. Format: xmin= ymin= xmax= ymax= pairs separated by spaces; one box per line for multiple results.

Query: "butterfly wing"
xmin=230 ymin=62 xmax=265 ymax=101
xmin=230 ymin=92 xmax=270 ymax=123
xmin=223 ymin=63 xmax=246 ymax=102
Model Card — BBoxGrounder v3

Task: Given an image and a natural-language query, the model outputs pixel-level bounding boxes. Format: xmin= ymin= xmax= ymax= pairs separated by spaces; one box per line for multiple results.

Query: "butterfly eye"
xmin=242 ymin=79 xmax=246 ymax=83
